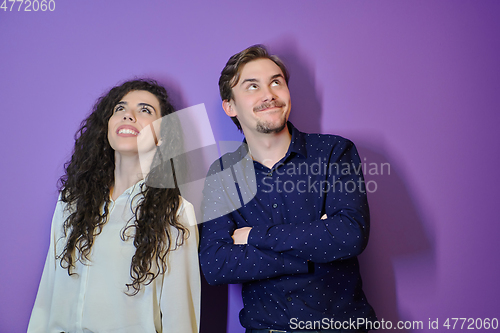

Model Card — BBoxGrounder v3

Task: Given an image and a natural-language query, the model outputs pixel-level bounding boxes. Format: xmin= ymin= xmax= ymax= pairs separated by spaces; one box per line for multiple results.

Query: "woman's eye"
xmin=248 ymin=84 xmax=258 ymax=90
xmin=141 ymin=107 xmax=152 ymax=114
xmin=271 ymin=80 xmax=280 ymax=86
xmin=114 ymin=106 xmax=124 ymax=113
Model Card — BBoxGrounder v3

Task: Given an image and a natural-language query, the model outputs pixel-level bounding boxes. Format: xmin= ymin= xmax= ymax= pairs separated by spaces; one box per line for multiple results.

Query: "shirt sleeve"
xmin=247 ymin=139 xmax=370 ymax=263
xmin=27 ymin=198 xmax=63 ymax=333
xmin=160 ymin=199 xmax=200 ymax=333
xmin=199 ymin=163 xmax=309 ymax=286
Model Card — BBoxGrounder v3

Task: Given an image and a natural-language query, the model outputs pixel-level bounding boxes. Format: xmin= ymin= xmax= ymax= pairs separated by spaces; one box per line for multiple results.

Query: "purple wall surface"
xmin=1 ymin=1 xmax=499 ymax=332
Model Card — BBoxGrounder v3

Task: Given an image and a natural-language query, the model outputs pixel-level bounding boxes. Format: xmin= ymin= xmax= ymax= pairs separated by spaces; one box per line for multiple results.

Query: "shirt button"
xmin=287 ymin=297 xmax=292 ymax=302
xmin=272 ymin=203 xmax=278 ymax=209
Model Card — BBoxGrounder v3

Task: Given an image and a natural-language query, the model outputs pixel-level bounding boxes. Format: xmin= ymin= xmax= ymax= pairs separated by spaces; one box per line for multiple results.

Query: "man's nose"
xmin=261 ymin=86 xmax=276 ymax=102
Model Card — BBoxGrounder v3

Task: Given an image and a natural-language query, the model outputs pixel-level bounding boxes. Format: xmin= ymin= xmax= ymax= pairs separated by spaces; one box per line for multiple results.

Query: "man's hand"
xmin=232 ymin=227 xmax=252 ymax=245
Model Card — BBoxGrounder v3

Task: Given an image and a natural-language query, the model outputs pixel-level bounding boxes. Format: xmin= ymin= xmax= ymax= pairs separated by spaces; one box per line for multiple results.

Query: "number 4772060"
xmin=1 ymin=0 xmax=55 ymax=12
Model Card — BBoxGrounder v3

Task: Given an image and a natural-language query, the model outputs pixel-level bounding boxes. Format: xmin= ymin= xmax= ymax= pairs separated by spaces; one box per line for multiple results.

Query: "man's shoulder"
xmin=304 ymin=131 xmax=352 ymax=142
xmin=290 ymin=123 xmax=352 ymax=145
xmin=206 ymin=144 xmax=248 ymax=176
xmin=300 ymin=131 xmax=355 ymax=151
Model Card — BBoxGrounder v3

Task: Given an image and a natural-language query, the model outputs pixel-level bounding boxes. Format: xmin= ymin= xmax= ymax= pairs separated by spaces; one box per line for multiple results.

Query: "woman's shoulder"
xmin=177 ymin=197 xmax=197 ymax=227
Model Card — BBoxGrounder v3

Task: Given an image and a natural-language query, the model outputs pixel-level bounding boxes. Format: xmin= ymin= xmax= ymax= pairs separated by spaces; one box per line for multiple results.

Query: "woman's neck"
xmin=111 ymin=152 xmax=144 ymax=200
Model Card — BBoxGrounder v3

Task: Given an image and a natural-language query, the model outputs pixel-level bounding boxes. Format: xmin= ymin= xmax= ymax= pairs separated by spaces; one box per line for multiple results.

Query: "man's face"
xmin=223 ymin=58 xmax=291 ymax=135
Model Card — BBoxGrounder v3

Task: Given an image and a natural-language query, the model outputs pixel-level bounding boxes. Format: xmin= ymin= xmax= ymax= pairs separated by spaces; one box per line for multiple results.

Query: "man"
xmin=200 ymin=45 xmax=376 ymax=333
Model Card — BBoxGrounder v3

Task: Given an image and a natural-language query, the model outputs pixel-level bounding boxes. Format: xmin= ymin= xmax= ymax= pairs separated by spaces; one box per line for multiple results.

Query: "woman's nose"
xmin=123 ymin=110 xmax=136 ymax=122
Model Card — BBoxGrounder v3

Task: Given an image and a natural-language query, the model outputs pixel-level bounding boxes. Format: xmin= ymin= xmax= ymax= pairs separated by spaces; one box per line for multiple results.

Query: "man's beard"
xmin=256 ymin=117 xmax=287 ymax=134
xmin=254 ymin=100 xmax=287 ymax=134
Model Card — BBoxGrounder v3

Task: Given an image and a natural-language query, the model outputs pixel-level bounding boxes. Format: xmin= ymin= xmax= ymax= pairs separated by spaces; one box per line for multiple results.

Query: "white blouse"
xmin=28 ymin=182 xmax=200 ymax=333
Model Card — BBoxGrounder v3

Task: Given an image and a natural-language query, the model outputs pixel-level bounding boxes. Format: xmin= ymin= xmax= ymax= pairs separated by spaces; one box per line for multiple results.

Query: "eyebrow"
xmin=240 ymin=78 xmax=258 ymax=86
xmin=270 ymin=74 xmax=285 ymax=81
xmin=240 ymin=73 xmax=285 ymax=86
xmin=115 ymin=101 xmax=157 ymax=113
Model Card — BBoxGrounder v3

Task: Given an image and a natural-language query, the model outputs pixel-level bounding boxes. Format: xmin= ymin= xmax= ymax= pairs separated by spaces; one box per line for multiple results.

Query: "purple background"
xmin=1 ymin=1 xmax=499 ymax=332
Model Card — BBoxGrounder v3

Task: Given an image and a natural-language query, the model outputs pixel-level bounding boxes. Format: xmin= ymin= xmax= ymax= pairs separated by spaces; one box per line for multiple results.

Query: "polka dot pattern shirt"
xmin=199 ymin=122 xmax=376 ymax=330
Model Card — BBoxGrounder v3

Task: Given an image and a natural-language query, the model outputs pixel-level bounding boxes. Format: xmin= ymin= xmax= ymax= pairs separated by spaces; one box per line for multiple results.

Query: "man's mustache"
xmin=253 ymin=100 xmax=286 ymax=112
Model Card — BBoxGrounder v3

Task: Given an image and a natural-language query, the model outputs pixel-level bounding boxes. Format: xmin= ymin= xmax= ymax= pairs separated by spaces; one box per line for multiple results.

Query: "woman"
xmin=28 ymin=79 xmax=200 ymax=332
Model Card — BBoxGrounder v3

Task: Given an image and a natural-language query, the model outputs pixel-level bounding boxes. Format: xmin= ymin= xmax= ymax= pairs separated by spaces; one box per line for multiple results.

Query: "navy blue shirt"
xmin=199 ymin=123 xmax=376 ymax=330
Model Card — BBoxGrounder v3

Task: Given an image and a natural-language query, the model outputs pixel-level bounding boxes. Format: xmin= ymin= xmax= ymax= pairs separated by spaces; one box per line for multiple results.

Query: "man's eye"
xmin=248 ymin=84 xmax=258 ymax=90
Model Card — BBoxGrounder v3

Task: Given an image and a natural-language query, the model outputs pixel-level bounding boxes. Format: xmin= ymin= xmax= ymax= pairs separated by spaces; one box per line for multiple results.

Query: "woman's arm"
xmin=159 ymin=199 xmax=200 ymax=333
xmin=27 ymin=198 xmax=64 ymax=332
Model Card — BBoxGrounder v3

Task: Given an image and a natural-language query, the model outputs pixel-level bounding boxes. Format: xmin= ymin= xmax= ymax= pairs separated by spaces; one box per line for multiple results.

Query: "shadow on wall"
xmin=355 ymin=142 xmax=436 ymax=332
xmin=267 ymin=38 xmax=437 ymax=331
xmin=272 ymin=37 xmax=323 ymax=133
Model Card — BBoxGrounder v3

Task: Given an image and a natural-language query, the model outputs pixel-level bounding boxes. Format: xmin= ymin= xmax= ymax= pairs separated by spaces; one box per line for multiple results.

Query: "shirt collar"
xmin=114 ymin=179 xmax=144 ymax=200
xmin=240 ymin=122 xmax=307 ymax=158
xmin=286 ymin=122 xmax=307 ymax=159
xmin=236 ymin=122 xmax=307 ymax=168
xmin=129 ymin=179 xmax=145 ymax=196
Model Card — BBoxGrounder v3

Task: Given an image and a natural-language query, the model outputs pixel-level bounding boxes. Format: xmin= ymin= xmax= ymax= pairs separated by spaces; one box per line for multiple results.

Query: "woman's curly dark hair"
xmin=57 ymin=79 xmax=188 ymax=295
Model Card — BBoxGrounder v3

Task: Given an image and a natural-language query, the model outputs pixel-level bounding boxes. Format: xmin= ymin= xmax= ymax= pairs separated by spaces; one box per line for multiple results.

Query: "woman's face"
xmin=107 ymin=90 xmax=162 ymax=156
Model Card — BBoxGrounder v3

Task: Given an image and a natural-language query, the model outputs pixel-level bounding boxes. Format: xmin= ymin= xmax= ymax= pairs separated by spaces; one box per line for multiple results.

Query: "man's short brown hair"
xmin=218 ymin=45 xmax=290 ymax=131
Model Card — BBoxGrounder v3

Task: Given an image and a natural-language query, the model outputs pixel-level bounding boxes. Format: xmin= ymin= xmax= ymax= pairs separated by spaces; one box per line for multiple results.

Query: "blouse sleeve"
xmin=160 ymin=199 xmax=201 ymax=333
xmin=27 ymin=198 xmax=64 ymax=332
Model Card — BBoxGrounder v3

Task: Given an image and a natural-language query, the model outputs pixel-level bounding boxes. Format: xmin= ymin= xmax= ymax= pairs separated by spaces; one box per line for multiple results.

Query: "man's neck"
xmin=243 ymin=124 xmax=292 ymax=169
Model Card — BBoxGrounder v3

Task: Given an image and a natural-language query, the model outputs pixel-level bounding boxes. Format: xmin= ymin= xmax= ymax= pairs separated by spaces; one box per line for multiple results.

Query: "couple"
xmin=28 ymin=45 xmax=376 ymax=333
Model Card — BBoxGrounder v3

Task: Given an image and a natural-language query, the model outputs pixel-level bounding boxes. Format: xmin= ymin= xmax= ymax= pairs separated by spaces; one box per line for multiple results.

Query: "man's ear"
xmin=222 ymin=100 xmax=236 ymax=117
